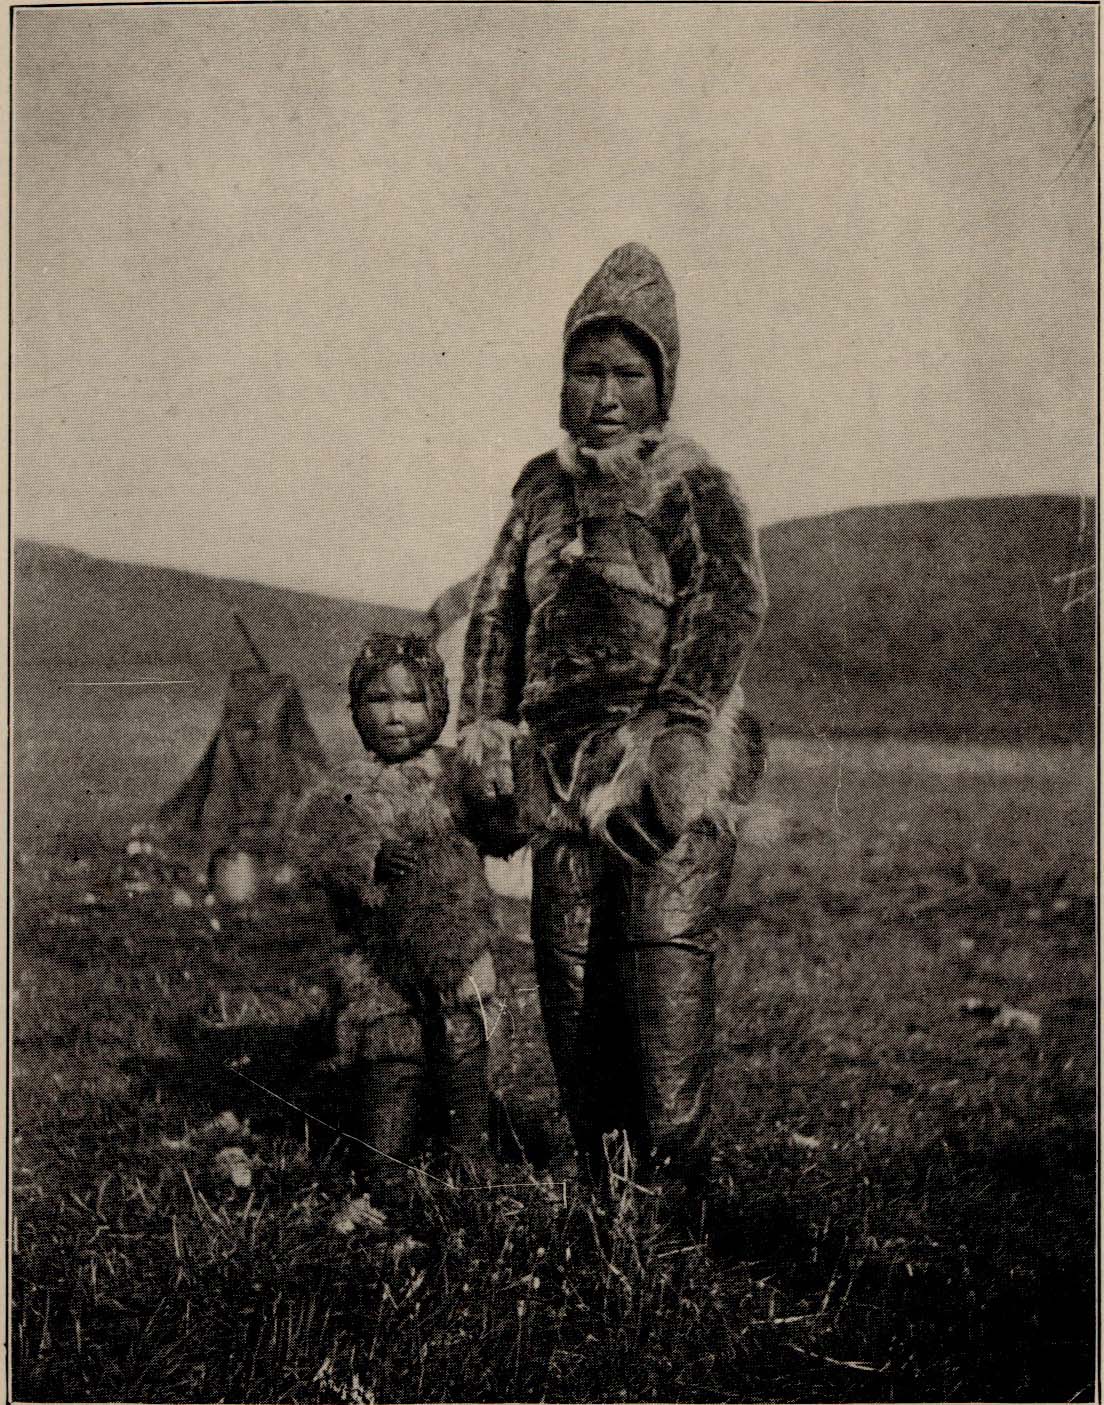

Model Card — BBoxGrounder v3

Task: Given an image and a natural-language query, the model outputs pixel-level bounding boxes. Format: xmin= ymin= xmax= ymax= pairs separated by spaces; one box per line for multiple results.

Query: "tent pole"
xmin=233 ymin=612 xmax=270 ymax=672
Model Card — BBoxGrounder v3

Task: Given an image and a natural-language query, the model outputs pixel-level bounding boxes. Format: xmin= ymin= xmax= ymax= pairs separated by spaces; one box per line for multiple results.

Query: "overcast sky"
xmin=13 ymin=3 xmax=1096 ymax=608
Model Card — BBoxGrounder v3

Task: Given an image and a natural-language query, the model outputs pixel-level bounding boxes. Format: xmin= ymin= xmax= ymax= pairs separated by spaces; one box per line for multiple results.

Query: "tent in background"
xmin=156 ymin=666 xmax=327 ymax=863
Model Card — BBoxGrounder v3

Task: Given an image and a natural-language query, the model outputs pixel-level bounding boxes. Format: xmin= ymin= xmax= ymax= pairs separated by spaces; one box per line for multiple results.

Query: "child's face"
xmin=562 ymin=326 xmax=661 ymax=448
xmin=352 ymin=663 xmax=438 ymax=762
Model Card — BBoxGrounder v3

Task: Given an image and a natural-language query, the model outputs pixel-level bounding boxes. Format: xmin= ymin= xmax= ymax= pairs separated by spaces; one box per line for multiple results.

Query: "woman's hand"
xmin=458 ymin=719 xmax=518 ymax=801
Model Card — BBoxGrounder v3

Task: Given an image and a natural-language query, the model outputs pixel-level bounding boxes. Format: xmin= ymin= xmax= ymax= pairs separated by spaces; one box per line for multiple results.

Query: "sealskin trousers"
xmin=531 ymin=823 xmax=733 ymax=1191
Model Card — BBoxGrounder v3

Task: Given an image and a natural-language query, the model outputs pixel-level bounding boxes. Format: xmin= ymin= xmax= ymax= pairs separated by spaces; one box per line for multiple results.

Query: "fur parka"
xmin=458 ymin=430 xmax=767 ymax=847
xmin=294 ymin=748 xmax=498 ymax=998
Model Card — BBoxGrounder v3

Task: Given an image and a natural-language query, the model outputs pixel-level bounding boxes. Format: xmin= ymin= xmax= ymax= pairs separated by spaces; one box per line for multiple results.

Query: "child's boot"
xmin=362 ymin=1057 xmax=426 ymax=1174
xmin=347 ymin=1004 xmax=428 ymax=1214
xmin=332 ymin=1056 xmax=426 ymax=1235
xmin=439 ymin=1005 xmax=494 ymax=1178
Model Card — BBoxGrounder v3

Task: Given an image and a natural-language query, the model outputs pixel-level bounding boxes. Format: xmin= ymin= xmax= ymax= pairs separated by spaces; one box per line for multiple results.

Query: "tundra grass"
xmin=11 ymin=741 xmax=1095 ymax=1402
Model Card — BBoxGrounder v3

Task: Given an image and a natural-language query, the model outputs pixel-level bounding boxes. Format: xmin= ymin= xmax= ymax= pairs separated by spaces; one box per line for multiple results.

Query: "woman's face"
xmin=352 ymin=662 xmax=437 ymax=761
xmin=562 ymin=326 xmax=661 ymax=448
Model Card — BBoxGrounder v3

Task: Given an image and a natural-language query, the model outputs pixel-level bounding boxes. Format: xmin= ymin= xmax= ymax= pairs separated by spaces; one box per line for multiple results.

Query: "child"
xmin=458 ymin=244 xmax=767 ymax=1210
xmin=297 ymin=633 xmax=501 ymax=1215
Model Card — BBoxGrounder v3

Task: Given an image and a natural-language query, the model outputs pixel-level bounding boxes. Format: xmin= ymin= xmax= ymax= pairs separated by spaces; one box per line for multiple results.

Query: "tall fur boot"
xmin=440 ymin=1032 xmax=493 ymax=1173
xmin=531 ymin=837 xmax=626 ymax=1185
xmin=356 ymin=1057 xmax=427 ymax=1203
xmin=418 ymin=997 xmax=493 ymax=1176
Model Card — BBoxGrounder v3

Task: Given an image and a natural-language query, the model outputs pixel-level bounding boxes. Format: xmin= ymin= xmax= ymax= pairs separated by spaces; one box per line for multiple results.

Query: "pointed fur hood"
xmin=563 ymin=243 xmax=680 ymax=419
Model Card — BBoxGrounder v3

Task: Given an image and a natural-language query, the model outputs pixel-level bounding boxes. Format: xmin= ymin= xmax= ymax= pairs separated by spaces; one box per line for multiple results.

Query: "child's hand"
xmin=374 ymin=836 xmax=418 ymax=883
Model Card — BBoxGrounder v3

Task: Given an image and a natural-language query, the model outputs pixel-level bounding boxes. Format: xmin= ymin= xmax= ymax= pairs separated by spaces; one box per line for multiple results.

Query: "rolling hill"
xmin=13 ymin=539 xmax=423 ymax=691
xmin=744 ymin=494 xmax=1093 ymax=744
xmin=14 ymin=493 xmax=1094 ymax=745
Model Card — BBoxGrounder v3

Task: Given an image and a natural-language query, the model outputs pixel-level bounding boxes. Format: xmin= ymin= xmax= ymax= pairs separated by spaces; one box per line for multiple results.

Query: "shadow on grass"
xmin=126 ymin=1010 xmax=569 ymax=1182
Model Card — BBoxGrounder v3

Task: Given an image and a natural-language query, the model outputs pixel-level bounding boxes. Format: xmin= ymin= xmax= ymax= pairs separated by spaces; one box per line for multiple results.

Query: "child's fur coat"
xmin=296 ymin=748 xmax=498 ymax=1000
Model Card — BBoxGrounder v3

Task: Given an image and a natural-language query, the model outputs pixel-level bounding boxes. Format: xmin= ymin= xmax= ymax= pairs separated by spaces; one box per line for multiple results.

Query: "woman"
xmin=458 ymin=244 xmax=767 ymax=1209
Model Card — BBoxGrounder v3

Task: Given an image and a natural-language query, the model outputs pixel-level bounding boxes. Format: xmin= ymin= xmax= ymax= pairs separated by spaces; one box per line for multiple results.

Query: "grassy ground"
xmin=11 ymin=733 xmax=1096 ymax=1402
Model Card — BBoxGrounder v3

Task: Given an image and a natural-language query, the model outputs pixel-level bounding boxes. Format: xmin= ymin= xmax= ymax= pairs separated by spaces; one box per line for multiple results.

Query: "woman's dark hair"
xmin=563 ymin=316 xmax=666 ymax=416
xmin=348 ymin=634 xmax=450 ymax=732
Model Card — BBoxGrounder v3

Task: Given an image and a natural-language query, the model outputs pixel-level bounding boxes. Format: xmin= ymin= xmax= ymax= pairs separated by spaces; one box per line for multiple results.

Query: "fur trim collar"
xmin=333 ymin=747 xmax=442 ymax=790
xmin=555 ymin=430 xmax=719 ymax=517
xmin=556 ymin=429 xmax=664 ymax=481
xmin=328 ymin=747 xmax=450 ymax=834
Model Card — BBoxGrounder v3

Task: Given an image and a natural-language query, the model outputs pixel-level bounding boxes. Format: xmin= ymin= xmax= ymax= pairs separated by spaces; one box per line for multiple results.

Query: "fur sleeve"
xmin=654 ymin=464 xmax=767 ymax=730
xmin=458 ymin=497 xmax=530 ymax=729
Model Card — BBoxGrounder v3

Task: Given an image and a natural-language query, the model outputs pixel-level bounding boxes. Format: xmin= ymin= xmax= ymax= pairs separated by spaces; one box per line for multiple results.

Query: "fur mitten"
xmin=583 ymin=703 xmax=767 ymax=864
xmin=581 ymin=710 xmax=682 ymax=862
